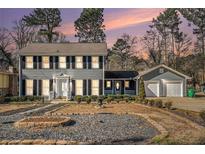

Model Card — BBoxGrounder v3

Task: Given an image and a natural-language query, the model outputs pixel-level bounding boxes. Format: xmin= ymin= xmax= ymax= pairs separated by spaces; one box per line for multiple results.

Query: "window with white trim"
xmin=59 ymin=56 xmax=66 ymax=68
xmin=106 ymin=80 xmax=111 ymax=88
xmin=75 ymin=56 xmax=83 ymax=69
xmin=42 ymin=56 xmax=50 ymax=69
xmin=25 ymin=56 xmax=33 ymax=69
xmin=92 ymin=80 xmax=99 ymax=95
xmin=125 ymin=81 xmax=129 ymax=88
xmin=92 ymin=56 xmax=99 ymax=68
xmin=76 ymin=80 xmax=83 ymax=95
xmin=42 ymin=80 xmax=49 ymax=96
xmin=26 ymin=80 xmax=33 ymax=95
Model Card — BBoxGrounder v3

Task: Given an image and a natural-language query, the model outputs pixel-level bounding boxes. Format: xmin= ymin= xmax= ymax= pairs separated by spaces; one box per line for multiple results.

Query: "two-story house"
xmin=19 ymin=42 xmax=191 ymax=99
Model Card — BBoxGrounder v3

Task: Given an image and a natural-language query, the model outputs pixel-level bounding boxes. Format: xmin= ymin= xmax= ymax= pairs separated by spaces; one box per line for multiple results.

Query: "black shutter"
xmin=88 ymin=56 xmax=91 ymax=69
xmin=22 ymin=56 xmax=25 ymax=69
xmin=71 ymin=56 xmax=75 ymax=69
xmin=33 ymin=80 xmax=37 ymax=95
xmin=55 ymin=56 xmax=59 ymax=69
xmin=83 ymin=80 xmax=87 ymax=95
xmin=99 ymin=80 xmax=103 ymax=95
xmin=66 ymin=56 xmax=70 ymax=69
xmin=49 ymin=56 xmax=53 ymax=69
xmin=72 ymin=80 xmax=75 ymax=96
xmin=88 ymin=79 xmax=91 ymax=95
xmin=49 ymin=79 xmax=53 ymax=91
xmin=33 ymin=56 xmax=37 ymax=69
xmin=38 ymin=56 xmax=42 ymax=69
xmin=83 ymin=56 xmax=86 ymax=69
xmin=22 ymin=79 xmax=25 ymax=95
xmin=39 ymin=80 xmax=42 ymax=96
xmin=99 ymin=56 xmax=103 ymax=69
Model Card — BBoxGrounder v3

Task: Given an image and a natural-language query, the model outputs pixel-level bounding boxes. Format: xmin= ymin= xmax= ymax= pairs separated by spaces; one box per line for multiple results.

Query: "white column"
xmin=56 ymin=78 xmax=58 ymax=97
xmin=18 ymin=56 xmax=21 ymax=96
xmin=102 ymin=56 xmax=105 ymax=95
xmin=66 ymin=77 xmax=69 ymax=100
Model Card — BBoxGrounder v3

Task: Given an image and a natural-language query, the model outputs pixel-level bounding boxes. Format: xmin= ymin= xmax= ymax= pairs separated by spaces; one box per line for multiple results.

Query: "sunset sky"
xmin=0 ymin=8 xmax=193 ymax=49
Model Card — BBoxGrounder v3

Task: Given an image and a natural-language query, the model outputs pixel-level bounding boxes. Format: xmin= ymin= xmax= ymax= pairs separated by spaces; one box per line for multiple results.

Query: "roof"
xmin=105 ymin=71 xmax=138 ymax=79
xmin=136 ymin=64 xmax=191 ymax=79
xmin=19 ymin=43 xmax=107 ymax=56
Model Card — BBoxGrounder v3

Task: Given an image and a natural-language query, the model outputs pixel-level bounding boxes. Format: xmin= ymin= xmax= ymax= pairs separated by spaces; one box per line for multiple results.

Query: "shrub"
xmin=199 ymin=111 xmax=205 ymax=121
xmin=164 ymin=101 xmax=172 ymax=109
xmin=115 ymin=98 xmax=121 ymax=103
xmin=85 ymin=96 xmax=91 ymax=104
xmin=134 ymin=96 xmax=140 ymax=103
xmin=91 ymin=95 xmax=98 ymax=102
xmin=154 ymin=99 xmax=163 ymax=108
xmin=148 ymin=99 xmax=155 ymax=106
xmin=97 ymin=95 xmax=104 ymax=106
xmin=123 ymin=97 xmax=129 ymax=103
xmin=143 ymin=99 xmax=149 ymax=105
xmin=139 ymin=78 xmax=146 ymax=99
xmin=74 ymin=95 xmax=82 ymax=104
xmin=106 ymin=96 xmax=113 ymax=103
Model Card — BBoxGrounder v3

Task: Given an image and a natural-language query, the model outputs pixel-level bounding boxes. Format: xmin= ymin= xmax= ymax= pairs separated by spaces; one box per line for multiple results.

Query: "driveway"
xmin=156 ymin=97 xmax=205 ymax=112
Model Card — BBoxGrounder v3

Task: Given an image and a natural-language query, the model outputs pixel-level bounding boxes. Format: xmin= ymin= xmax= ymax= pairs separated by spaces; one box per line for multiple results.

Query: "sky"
xmin=0 ymin=8 xmax=166 ymax=47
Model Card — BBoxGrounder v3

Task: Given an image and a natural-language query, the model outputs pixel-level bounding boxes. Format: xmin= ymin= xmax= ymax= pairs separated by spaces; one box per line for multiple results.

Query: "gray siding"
xmin=22 ymin=69 xmax=104 ymax=80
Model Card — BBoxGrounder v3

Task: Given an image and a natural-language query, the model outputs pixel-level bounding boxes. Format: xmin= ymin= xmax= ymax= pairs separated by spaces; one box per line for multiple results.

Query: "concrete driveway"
xmin=156 ymin=97 xmax=205 ymax=112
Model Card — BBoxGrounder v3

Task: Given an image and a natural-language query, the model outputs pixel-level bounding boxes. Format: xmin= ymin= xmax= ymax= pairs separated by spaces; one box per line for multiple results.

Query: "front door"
xmin=115 ymin=81 xmax=121 ymax=95
xmin=61 ymin=80 xmax=68 ymax=97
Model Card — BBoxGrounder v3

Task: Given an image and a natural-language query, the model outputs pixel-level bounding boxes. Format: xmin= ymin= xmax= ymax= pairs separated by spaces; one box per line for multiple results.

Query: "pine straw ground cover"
xmin=52 ymin=103 xmax=205 ymax=144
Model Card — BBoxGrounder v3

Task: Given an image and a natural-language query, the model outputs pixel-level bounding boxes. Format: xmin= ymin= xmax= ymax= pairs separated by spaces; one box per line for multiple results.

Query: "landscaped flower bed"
xmin=14 ymin=116 xmax=72 ymax=128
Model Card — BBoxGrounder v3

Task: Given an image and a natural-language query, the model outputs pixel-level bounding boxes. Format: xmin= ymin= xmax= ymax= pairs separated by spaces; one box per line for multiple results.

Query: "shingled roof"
xmin=105 ymin=71 xmax=138 ymax=79
xmin=19 ymin=43 xmax=107 ymax=56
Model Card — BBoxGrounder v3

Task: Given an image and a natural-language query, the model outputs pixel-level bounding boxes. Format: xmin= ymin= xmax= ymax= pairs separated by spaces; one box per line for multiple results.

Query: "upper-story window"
xmin=76 ymin=56 xmax=83 ymax=69
xmin=59 ymin=56 xmax=66 ymax=69
xmin=92 ymin=56 xmax=99 ymax=68
xmin=25 ymin=56 xmax=33 ymax=69
xmin=42 ymin=56 xmax=49 ymax=69
xmin=26 ymin=79 xmax=33 ymax=95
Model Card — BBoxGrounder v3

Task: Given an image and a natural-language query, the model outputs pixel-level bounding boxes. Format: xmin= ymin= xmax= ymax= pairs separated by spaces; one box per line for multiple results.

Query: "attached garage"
xmin=136 ymin=64 xmax=191 ymax=97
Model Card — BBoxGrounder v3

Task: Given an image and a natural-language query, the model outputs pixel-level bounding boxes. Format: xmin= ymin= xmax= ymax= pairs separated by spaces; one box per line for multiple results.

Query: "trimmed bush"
xmin=143 ymin=99 xmax=149 ymax=105
xmin=91 ymin=95 xmax=98 ymax=102
xmin=123 ymin=97 xmax=129 ymax=103
xmin=85 ymin=96 xmax=91 ymax=104
xmin=74 ymin=95 xmax=82 ymax=104
xmin=97 ymin=95 xmax=104 ymax=106
xmin=200 ymin=111 xmax=205 ymax=121
xmin=154 ymin=99 xmax=163 ymax=108
xmin=106 ymin=96 xmax=113 ymax=103
xmin=4 ymin=96 xmax=44 ymax=103
xmin=164 ymin=101 xmax=172 ymax=109
xmin=148 ymin=99 xmax=155 ymax=106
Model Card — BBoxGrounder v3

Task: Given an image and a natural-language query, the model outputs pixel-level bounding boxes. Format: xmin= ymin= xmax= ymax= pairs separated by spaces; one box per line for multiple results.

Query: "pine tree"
xmin=74 ymin=8 xmax=106 ymax=43
xmin=22 ymin=8 xmax=62 ymax=43
xmin=139 ymin=78 xmax=146 ymax=99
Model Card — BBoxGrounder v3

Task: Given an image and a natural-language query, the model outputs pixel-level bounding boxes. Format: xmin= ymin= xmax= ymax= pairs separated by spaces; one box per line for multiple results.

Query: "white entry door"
xmin=145 ymin=82 xmax=159 ymax=97
xmin=62 ymin=80 xmax=68 ymax=97
xmin=166 ymin=82 xmax=182 ymax=97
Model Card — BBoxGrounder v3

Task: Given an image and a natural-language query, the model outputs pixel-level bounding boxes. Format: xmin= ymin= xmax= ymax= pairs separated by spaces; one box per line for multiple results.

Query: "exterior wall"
xmin=19 ymin=55 xmax=104 ymax=97
xmin=137 ymin=66 xmax=187 ymax=97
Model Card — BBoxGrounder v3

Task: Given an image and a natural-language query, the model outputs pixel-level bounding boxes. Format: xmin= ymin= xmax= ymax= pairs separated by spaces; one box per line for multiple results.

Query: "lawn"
xmin=0 ymin=104 xmax=36 ymax=113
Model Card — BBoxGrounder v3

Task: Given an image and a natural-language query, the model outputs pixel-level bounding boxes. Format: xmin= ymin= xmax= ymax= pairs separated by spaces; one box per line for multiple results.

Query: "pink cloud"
xmin=57 ymin=23 xmax=75 ymax=36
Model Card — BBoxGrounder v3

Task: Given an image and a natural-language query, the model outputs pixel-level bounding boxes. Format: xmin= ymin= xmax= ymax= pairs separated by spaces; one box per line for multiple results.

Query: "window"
xmin=59 ymin=56 xmax=66 ymax=68
xmin=106 ymin=81 xmax=111 ymax=88
xmin=0 ymin=74 xmax=9 ymax=88
xmin=42 ymin=56 xmax=50 ymax=69
xmin=76 ymin=56 xmax=83 ymax=69
xmin=26 ymin=80 xmax=33 ymax=95
xmin=0 ymin=74 xmax=3 ymax=88
xmin=125 ymin=81 xmax=129 ymax=88
xmin=25 ymin=56 xmax=33 ymax=69
xmin=92 ymin=80 xmax=99 ymax=95
xmin=92 ymin=56 xmax=99 ymax=68
xmin=76 ymin=80 xmax=83 ymax=95
xmin=42 ymin=80 xmax=49 ymax=96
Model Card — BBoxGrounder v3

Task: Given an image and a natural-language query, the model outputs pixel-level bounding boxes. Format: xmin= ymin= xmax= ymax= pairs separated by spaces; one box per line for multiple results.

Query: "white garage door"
xmin=145 ymin=82 xmax=159 ymax=97
xmin=166 ymin=83 xmax=182 ymax=97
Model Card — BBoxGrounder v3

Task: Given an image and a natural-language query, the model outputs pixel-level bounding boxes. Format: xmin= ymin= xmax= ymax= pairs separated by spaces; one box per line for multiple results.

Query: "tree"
xmin=22 ymin=8 xmax=62 ymax=43
xmin=74 ymin=8 xmax=106 ymax=43
xmin=10 ymin=19 xmax=35 ymax=50
xmin=0 ymin=28 xmax=13 ymax=70
xmin=139 ymin=77 xmax=146 ymax=99
xmin=107 ymin=34 xmax=138 ymax=70
xmin=180 ymin=8 xmax=205 ymax=83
